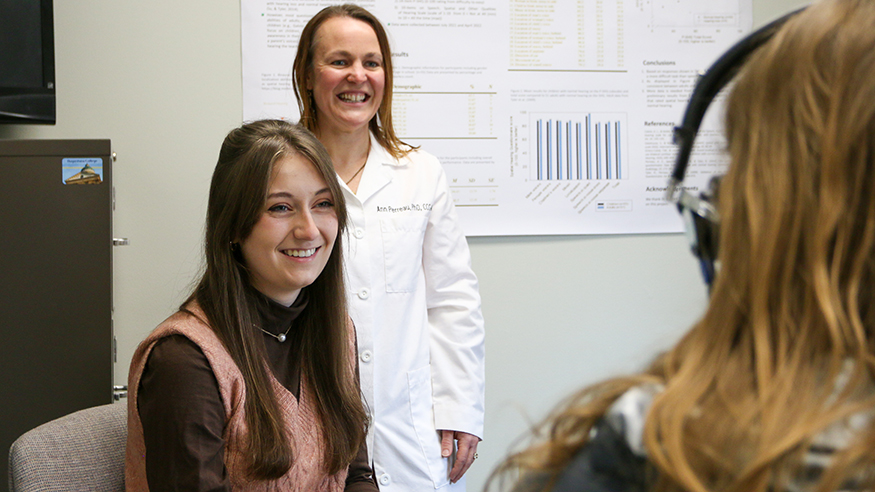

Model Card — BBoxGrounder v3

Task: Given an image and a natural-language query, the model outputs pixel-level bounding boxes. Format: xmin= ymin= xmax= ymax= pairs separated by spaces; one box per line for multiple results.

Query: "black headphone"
xmin=667 ymin=7 xmax=806 ymax=288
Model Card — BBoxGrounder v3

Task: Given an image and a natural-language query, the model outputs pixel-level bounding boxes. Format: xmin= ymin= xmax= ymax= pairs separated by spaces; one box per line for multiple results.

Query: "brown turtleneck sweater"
xmin=136 ymin=292 xmax=377 ymax=491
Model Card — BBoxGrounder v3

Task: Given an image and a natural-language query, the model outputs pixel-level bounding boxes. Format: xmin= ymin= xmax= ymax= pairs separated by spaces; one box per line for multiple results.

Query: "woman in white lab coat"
xmin=292 ymin=4 xmax=486 ymax=491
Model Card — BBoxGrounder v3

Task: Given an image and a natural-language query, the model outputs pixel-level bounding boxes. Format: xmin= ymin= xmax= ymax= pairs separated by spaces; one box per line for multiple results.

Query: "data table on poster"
xmin=242 ymin=0 xmax=752 ymax=235
xmin=393 ymin=92 xmax=496 ymax=139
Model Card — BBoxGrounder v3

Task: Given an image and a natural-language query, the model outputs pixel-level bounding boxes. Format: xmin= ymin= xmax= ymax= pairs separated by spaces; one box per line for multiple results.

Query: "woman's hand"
xmin=440 ymin=429 xmax=480 ymax=483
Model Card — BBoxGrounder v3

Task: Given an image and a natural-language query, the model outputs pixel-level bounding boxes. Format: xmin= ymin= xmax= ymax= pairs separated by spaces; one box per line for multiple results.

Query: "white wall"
xmin=0 ymin=0 xmax=808 ymax=489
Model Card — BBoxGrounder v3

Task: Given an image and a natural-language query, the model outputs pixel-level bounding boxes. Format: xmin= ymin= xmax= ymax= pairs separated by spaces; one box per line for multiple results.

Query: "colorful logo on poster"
xmin=62 ymin=158 xmax=103 ymax=185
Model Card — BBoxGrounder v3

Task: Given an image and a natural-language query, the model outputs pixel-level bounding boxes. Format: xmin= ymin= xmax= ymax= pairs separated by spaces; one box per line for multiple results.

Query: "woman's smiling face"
xmin=240 ymin=152 xmax=338 ymax=306
xmin=308 ymin=16 xmax=385 ymax=137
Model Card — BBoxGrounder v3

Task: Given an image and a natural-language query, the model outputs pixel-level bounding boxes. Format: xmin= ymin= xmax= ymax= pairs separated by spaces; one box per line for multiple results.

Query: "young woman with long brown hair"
xmin=492 ymin=1 xmax=875 ymax=490
xmin=125 ymin=120 xmax=377 ymax=491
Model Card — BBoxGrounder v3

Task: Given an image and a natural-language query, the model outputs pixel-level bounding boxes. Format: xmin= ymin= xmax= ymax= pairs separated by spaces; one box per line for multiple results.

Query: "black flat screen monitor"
xmin=0 ymin=0 xmax=55 ymax=124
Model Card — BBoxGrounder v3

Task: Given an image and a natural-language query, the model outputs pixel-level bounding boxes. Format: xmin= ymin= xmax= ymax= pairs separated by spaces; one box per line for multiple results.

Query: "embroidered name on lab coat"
xmin=376 ymin=203 xmax=432 ymax=213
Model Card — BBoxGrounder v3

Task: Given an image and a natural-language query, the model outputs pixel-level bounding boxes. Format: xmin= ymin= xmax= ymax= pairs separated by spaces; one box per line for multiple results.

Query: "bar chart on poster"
xmin=241 ymin=0 xmax=752 ymax=235
xmin=530 ymin=113 xmax=627 ymax=182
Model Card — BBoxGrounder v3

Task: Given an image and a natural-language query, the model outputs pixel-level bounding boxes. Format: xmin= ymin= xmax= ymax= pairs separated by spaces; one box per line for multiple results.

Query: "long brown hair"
xmin=185 ymin=119 xmax=367 ymax=479
xmin=493 ymin=1 xmax=875 ymax=490
xmin=291 ymin=3 xmax=416 ymax=158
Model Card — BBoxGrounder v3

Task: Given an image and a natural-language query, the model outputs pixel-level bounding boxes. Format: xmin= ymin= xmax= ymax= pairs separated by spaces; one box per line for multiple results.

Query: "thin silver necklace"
xmin=255 ymin=323 xmax=293 ymax=343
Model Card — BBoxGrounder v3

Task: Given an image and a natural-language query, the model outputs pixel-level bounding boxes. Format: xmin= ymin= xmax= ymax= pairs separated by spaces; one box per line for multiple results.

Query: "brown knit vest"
xmin=125 ymin=302 xmax=347 ymax=491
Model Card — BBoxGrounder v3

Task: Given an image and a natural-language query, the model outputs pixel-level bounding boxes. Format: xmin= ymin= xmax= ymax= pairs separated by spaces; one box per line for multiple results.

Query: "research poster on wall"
xmin=241 ymin=0 xmax=753 ymax=236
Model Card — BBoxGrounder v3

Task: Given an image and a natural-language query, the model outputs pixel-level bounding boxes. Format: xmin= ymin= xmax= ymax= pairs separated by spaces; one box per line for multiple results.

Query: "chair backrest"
xmin=8 ymin=402 xmax=126 ymax=492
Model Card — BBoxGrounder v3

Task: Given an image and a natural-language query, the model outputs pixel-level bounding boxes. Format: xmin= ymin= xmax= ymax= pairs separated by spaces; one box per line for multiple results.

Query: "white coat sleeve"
xmin=421 ymin=162 xmax=486 ymax=439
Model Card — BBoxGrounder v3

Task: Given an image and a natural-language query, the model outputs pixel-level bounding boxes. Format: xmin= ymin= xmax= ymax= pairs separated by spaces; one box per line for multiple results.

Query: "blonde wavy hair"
xmin=492 ymin=1 xmax=875 ymax=490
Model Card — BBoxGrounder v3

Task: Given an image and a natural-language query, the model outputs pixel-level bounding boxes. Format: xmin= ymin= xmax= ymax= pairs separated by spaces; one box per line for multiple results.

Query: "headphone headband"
xmin=667 ymin=7 xmax=807 ymax=287
xmin=667 ymin=7 xmax=806 ymax=200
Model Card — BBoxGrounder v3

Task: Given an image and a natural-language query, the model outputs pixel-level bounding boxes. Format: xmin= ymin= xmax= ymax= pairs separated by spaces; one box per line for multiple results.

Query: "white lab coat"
xmin=339 ymin=134 xmax=485 ymax=491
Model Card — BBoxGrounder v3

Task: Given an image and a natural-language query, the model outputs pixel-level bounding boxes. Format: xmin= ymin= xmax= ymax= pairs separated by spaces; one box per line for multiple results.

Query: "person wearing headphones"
xmin=490 ymin=0 xmax=875 ymax=490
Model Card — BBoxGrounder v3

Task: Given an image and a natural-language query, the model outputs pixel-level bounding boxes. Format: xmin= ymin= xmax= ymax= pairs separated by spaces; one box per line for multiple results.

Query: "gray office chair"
xmin=8 ymin=402 xmax=126 ymax=492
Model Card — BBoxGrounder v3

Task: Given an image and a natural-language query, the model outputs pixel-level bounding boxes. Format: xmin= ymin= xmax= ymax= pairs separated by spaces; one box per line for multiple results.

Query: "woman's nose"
xmin=293 ymin=211 xmax=320 ymax=240
xmin=347 ymin=63 xmax=366 ymax=83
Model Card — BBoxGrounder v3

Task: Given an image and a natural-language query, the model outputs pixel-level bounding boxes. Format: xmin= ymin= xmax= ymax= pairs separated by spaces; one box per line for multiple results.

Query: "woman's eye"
xmin=268 ymin=204 xmax=291 ymax=213
xmin=365 ymin=60 xmax=381 ymax=68
xmin=330 ymin=59 xmax=347 ymax=66
xmin=316 ymin=200 xmax=334 ymax=208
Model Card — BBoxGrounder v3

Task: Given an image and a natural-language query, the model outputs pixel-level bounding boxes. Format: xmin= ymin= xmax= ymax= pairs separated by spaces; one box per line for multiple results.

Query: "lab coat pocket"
xmin=407 ymin=364 xmax=450 ymax=488
xmin=381 ymin=216 xmax=427 ymax=293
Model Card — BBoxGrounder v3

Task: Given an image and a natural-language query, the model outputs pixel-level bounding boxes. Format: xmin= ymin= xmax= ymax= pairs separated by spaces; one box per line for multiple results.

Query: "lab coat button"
xmin=354 ymin=227 xmax=365 ymax=239
xmin=360 ymin=350 xmax=372 ymax=363
xmin=358 ymin=288 xmax=370 ymax=300
xmin=378 ymin=474 xmax=390 ymax=486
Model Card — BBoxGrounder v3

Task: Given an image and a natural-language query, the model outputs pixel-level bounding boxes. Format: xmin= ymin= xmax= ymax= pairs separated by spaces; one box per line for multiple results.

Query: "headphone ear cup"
xmin=693 ymin=210 xmax=719 ymax=283
xmin=680 ymin=177 xmax=721 ymax=286
xmin=681 ymin=207 xmax=719 ymax=287
xmin=698 ymin=175 xmax=721 ymax=262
